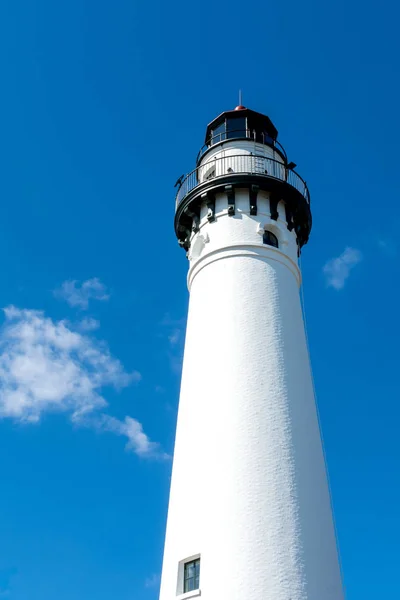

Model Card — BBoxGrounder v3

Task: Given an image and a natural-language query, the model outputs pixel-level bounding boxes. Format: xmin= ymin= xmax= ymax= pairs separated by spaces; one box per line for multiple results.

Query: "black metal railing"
xmin=175 ymin=154 xmax=309 ymax=209
xmin=196 ymin=131 xmax=287 ymax=163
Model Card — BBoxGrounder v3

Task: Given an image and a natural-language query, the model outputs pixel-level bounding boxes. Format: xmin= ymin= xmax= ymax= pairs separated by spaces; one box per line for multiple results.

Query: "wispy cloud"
xmin=377 ymin=238 xmax=397 ymax=257
xmin=93 ymin=414 xmax=169 ymax=460
xmin=77 ymin=317 xmax=100 ymax=332
xmin=54 ymin=278 xmax=109 ymax=309
xmin=168 ymin=329 xmax=181 ymax=347
xmin=323 ymin=247 xmax=362 ymax=290
xmin=145 ymin=573 xmax=160 ymax=589
xmin=0 ymin=307 xmax=167 ymax=459
xmin=161 ymin=314 xmax=186 ymax=373
xmin=0 ymin=568 xmax=16 ymax=598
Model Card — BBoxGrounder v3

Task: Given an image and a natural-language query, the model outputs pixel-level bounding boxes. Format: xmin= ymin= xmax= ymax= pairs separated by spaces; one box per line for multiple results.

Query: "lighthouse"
xmin=159 ymin=107 xmax=343 ymax=600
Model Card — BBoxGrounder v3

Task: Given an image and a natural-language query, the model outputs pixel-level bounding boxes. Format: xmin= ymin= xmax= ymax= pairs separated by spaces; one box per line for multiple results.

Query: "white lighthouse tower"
xmin=159 ymin=106 xmax=343 ymax=600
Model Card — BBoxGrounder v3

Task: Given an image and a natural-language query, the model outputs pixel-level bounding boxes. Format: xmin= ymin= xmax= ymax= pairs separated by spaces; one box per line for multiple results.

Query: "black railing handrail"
xmin=175 ymin=153 xmax=309 ymax=209
xmin=196 ymin=130 xmax=288 ymax=164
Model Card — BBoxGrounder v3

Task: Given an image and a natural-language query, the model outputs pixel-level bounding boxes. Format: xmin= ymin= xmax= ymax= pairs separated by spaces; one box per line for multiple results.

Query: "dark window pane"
xmin=254 ymin=130 xmax=274 ymax=144
xmin=263 ymin=132 xmax=273 ymax=144
xmin=186 ymin=564 xmax=195 ymax=578
xmin=184 ymin=559 xmax=200 ymax=593
xmin=226 ymin=117 xmax=247 ymax=139
xmin=263 ymin=231 xmax=279 ymax=248
xmin=211 ymin=122 xmax=226 ymax=145
xmin=187 ymin=578 xmax=195 ymax=592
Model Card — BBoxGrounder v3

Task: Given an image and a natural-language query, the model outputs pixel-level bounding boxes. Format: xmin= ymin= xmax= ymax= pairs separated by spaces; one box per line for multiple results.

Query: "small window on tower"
xmin=184 ymin=558 xmax=200 ymax=593
xmin=263 ymin=230 xmax=279 ymax=248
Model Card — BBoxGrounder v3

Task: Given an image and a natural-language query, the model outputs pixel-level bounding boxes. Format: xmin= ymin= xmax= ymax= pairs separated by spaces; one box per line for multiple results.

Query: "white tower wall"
xmin=160 ymin=187 xmax=343 ymax=600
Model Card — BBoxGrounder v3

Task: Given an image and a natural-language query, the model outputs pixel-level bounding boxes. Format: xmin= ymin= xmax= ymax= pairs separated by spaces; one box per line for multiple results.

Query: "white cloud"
xmin=0 ymin=306 xmax=131 ymax=422
xmin=54 ymin=278 xmax=109 ymax=309
xmin=0 ymin=307 xmax=166 ymax=460
xmin=323 ymin=247 xmax=362 ymax=290
xmin=94 ymin=414 xmax=169 ymax=460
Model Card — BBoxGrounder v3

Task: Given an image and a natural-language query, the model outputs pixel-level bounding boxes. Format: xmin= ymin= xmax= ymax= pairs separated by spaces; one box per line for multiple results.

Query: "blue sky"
xmin=0 ymin=0 xmax=399 ymax=598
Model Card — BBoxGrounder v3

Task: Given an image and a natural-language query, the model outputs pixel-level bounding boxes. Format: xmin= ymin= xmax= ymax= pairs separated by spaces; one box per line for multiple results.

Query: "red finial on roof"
xmin=234 ymin=105 xmax=246 ymax=110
